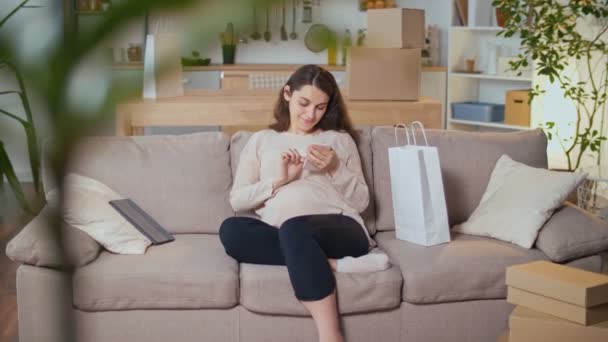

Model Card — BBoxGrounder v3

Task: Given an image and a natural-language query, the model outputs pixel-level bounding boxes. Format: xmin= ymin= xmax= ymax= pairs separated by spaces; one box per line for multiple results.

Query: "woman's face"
xmin=283 ymin=85 xmax=330 ymax=134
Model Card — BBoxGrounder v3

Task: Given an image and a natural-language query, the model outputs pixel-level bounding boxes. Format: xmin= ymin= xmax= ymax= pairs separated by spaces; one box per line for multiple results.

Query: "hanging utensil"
xmin=280 ymin=0 xmax=288 ymax=41
xmin=250 ymin=4 xmax=261 ymax=40
xmin=290 ymin=0 xmax=298 ymax=40
xmin=304 ymin=24 xmax=330 ymax=53
xmin=264 ymin=4 xmax=272 ymax=42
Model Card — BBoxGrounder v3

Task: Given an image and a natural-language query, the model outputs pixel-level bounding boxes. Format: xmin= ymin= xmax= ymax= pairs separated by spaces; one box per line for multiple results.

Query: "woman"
xmin=219 ymin=64 xmax=389 ymax=342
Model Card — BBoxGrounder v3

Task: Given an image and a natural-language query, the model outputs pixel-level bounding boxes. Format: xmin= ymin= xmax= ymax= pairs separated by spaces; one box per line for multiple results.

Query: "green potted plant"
xmin=0 ymin=0 xmax=44 ymax=215
xmin=492 ymin=0 xmax=607 ymax=172
xmin=220 ymin=22 xmax=237 ymax=64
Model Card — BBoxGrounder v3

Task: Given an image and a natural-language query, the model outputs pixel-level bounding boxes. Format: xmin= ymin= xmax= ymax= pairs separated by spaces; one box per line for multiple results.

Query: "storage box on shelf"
xmin=447 ymin=25 xmax=536 ymax=131
xmin=346 ymin=7 xmax=425 ymax=101
xmin=504 ymin=89 xmax=531 ymax=126
xmin=366 ymin=8 xmax=425 ymax=49
xmin=451 ymin=102 xmax=504 ymax=122
xmin=347 ymin=48 xmax=421 ymax=101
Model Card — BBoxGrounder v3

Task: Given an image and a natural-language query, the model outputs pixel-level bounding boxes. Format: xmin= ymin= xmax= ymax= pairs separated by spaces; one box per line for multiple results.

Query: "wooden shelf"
xmin=450 ymin=26 xmax=504 ymax=32
xmin=449 ymin=118 xmax=532 ymax=130
xmin=450 ymin=72 xmax=532 ymax=82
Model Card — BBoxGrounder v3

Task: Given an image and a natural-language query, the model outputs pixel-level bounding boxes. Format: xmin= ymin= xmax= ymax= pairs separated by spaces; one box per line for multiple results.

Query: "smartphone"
xmin=302 ymin=144 xmax=331 ymax=171
xmin=303 ymin=156 xmax=320 ymax=171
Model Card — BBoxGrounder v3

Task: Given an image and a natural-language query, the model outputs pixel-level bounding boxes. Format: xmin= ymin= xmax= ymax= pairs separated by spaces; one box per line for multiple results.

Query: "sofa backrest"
xmin=371 ymin=127 xmax=548 ymax=231
xmin=230 ymin=128 xmax=377 ymax=235
xmin=42 ymin=132 xmax=234 ymax=234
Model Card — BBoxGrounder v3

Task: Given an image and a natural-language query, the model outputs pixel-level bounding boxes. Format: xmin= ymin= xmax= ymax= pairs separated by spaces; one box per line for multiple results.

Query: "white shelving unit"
xmin=450 ymin=72 xmax=532 ymax=82
xmin=446 ymin=24 xmax=537 ymax=131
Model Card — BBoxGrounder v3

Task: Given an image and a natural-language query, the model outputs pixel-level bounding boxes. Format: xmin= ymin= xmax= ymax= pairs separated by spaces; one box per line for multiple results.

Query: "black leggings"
xmin=219 ymin=214 xmax=369 ymax=301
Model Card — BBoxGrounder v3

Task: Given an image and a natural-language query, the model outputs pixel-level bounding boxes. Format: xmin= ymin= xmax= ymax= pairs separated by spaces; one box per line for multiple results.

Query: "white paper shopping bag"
xmin=143 ymin=19 xmax=184 ymax=99
xmin=388 ymin=121 xmax=450 ymax=246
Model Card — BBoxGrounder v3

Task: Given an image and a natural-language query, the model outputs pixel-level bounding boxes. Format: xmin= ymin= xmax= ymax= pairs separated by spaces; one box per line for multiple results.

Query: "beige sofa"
xmin=7 ymin=127 xmax=608 ymax=342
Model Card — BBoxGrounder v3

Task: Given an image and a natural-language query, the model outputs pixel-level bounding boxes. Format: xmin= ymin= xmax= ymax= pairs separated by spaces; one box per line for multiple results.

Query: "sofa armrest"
xmin=536 ymin=202 xmax=608 ymax=262
xmin=6 ymin=205 xmax=101 ymax=269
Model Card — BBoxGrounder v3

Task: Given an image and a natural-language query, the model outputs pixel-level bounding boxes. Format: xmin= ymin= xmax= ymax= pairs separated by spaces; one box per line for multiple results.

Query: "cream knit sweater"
xmin=230 ymin=129 xmax=372 ymax=246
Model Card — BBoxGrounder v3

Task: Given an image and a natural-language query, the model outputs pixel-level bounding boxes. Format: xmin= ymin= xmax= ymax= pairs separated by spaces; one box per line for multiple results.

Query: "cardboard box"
xmin=346 ymin=47 xmax=421 ymax=101
xmin=507 ymin=287 xmax=608 ymax=325
xmin=506 ymin=261 xmax=608 ymax=307
xmin=504 ymin=90 xmax=531 ymax=126
xmin=509 ymin=306 xmax=608 ymax=342
xmin=367 ymin=8 xmax=425 ymax=49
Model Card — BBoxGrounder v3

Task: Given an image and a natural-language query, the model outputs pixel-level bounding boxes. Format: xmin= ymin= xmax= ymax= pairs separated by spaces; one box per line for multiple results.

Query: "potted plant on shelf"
xmin=492 ymin=0 xmax=607 ymax=172
xmin=220 ymin=22 xmax=237 ymax=64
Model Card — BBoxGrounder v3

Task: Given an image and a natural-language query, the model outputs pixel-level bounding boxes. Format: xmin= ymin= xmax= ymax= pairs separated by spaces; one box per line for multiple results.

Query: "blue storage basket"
xmin=451 ymin=102 xmax=505 ymax=122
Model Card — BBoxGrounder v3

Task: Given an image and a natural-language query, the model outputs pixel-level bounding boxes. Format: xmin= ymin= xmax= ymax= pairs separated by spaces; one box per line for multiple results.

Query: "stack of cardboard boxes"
xmin=346 ymin=8 xmax=425 ymax=101
xmin=500 ymin=261 xmax=608 ymax=341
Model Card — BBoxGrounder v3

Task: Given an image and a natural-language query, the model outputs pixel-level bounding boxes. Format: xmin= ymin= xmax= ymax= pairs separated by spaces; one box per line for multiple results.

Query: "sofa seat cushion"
xmin=239 ymin=263 xmax=402 ymax=316
xmin=73 ymin=234 xmax=238 ymax=311
xmin=375 ymin=231 xmax=549 ymax=304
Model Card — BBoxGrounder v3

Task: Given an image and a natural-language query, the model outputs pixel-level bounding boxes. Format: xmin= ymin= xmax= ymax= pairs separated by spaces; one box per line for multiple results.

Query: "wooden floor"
xmin=1 ymin=183 xmax=36 ymax=342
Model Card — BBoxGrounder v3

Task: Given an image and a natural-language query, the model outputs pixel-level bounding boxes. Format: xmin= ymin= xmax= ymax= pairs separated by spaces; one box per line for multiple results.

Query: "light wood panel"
xmin=116 ymin=90 xmax=442 ymax=136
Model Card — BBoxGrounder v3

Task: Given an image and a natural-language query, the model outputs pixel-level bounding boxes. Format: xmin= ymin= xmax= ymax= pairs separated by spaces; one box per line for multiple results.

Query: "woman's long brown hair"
xmin=269 ymin=64 xmax=358 ymax=143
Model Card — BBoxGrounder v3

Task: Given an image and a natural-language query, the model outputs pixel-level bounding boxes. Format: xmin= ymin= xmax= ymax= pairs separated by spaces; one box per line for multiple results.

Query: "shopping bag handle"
xmin=394 ymin=124 xmax=411 ymax=146
xmin=411 ymin=121 xmax=429 ymax=146
xmin=394 ymin=122 xmax=429 ymax=147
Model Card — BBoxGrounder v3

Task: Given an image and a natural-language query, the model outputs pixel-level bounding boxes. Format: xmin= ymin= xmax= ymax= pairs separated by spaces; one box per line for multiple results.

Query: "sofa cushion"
xmin=536 ymin=202 xmax=608 ymax=262
xmin=239 ymin=263 xmax=402 ymax=316
xmin=375 ymin=231 xmax=549 ymax=304
xmin=6 ymin=205 xmax=101 ymax=268
xmin=73 ymin=234 xmax=238 ymax=311
xmin=231 ymin=127 xmax=376 ymax=235
xmin=44 ymin=132 xmax=233 ymax=234
xmin=371 ymin=127 xmax=547 ymax=231
xmin=47 ymin=173 xmax=152 ymax=254
xmin=453 ymin=155 xmax=587 ymax=249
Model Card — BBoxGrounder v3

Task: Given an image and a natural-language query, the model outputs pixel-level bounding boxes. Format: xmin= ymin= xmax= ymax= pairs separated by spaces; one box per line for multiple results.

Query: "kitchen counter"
xmin=116 ymin=89 xmax=443 ymax=136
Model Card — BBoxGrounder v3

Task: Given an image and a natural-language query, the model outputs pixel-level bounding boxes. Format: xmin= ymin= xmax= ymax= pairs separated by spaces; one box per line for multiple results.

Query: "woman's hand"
xmin=273 ymin=149 xmax=304 ymax=191
xmin=307 ymin=145 xmax=338 ymax=174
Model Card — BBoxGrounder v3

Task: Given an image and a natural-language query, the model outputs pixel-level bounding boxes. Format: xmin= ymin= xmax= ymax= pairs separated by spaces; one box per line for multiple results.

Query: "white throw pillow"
xmin=46 ymin=173 xmax=151 ymax=254
xmin=452 ymin=155 xmax=587 ymax=248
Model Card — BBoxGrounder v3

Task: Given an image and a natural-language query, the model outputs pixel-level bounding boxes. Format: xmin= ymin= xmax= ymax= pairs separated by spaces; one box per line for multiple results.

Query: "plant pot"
xmin=222 ymin=45 xmax=236 ymax=64
xmin=495 ymin=8 xmax=508 ymax=27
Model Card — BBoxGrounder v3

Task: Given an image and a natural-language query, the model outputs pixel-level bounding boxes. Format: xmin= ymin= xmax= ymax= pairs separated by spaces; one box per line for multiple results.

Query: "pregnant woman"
xmin=219 ymin=64 xmax=389 ymax=342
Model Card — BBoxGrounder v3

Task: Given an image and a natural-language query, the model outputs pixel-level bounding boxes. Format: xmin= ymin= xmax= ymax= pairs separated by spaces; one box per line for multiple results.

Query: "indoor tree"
xmin=493 ymin=0 xmax=608 ymax=171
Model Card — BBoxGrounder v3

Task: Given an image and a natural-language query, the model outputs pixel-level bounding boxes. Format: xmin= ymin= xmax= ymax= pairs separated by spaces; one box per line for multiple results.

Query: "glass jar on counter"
xmin=127 ymin=43 xmax=142 ymax=62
